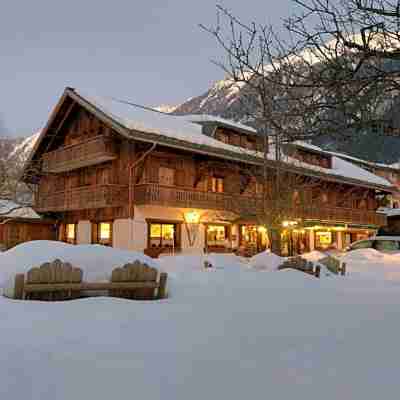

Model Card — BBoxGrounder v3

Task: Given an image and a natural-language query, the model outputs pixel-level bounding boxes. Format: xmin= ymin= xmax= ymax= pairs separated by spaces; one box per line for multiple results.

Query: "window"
xmin=246 ymin=138 xmax=256 ymax=150
xmin=149 ymin=222 xmax=178 ymax=249
xmin=315 ymin=231 xmax=332 ymax=248
xmin=65 ymin=223 xmax=76 ymax=244
xmin=217 ymin=132 xmax=229 ymax=144
xmin=255 ymin=182 xmax=264 ymax=195
xmin=96 ymin=168 xmax=109 ymax=185
xmin=211 ymin=177 xmax=224 ymax=193
xmin=159 ymin=167 xmax=175 ymax=186
xmin=97 ymin=222 xmax=112 ymax=246
xmin=293 ymin=191 xmax=301 ymax=205
xmin=206 ymin=225 xmax=228 ymax=247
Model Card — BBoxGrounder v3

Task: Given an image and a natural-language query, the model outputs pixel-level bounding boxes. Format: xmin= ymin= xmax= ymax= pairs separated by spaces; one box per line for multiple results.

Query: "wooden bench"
xmin=278 ymin=256 xmax=321 ymax=278
xmin=14 ymin=259 xmax=168 ymax=301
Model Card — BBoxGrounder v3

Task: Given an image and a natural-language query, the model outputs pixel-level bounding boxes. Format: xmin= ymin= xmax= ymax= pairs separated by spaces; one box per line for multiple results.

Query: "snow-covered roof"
xmin=185 ymin=114 xmax=257 ymax=134
xmin=293 ymin=141 xmax=400 ymax=171
xmin=291 ymin=141 xmax=392 ymax=187
xmin=73 ymin=90 xmax=394 ymax=190
xmin=0 ymin=200 xmax=41 ymax=219
xmin=27 ymin=88 xmax=394 ymax=191
xmin=377 ymin=207 xmax=400 ymax=217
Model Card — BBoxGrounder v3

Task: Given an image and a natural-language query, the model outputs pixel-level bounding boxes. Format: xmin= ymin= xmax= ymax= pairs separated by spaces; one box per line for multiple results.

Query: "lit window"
xmin=149 ymin=223 xmax=176 ymax=249
xmin=316 ymin=231 xmax=332 ymax=247
xmin=207 ymin=225 xmax=228 ymax=246
xmin=66 ymin=224 xmax=76 ymax=243
xmin=99 ymin=222 xmax=111 ymax=240
xmin=211 ymin=177 xmax=224 ymax=193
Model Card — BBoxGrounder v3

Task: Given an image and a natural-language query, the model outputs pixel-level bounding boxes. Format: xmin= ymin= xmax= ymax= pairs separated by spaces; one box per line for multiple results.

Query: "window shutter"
xmin=175 ymin=170 xmax=185 ymax=186
xmin=91 ymin=222 xmax=98 ymax=244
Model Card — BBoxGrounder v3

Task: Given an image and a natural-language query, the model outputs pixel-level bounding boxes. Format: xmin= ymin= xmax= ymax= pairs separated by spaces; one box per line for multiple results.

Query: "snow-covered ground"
xmin=1 ymin=241 xmax=400 ymax=399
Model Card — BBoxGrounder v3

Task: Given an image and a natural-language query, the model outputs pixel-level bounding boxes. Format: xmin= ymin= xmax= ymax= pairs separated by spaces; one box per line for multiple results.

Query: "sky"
xmin=0 ymin=0 xmax=293 ymax=137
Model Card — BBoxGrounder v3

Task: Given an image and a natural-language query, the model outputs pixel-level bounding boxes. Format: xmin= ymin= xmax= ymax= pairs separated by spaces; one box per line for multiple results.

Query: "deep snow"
xmin=1 ymin=241 xmax=400 ymax=399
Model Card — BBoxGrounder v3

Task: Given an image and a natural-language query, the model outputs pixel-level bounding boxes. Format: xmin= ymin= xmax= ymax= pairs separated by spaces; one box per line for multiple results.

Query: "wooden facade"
xmin=0 ymin=218 xmax=56 ymax=251
xmin=22 ymin=88 xmax=393 ymax=255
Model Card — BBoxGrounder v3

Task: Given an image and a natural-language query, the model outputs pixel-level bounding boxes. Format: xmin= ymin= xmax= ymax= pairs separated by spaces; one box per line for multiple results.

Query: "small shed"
xmin=0 ymin=200 xmax=56 ymax=250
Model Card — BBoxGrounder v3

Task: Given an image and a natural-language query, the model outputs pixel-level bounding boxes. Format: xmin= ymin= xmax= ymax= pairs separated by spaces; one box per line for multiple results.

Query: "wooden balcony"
xmin=133 ymin=183 xmax=386 ymax=227
xmin=133 ymin=183 xmax=259 ymax=215
xmin=42 ymin=136 xmax=118 ymax=173
xmin=36 ymin=184 xmax=128 ymax=212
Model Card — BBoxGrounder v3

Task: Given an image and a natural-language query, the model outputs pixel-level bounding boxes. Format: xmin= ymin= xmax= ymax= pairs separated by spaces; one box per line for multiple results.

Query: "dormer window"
xmin=246 ymin=138 xmax=256 ymax=150
xmin=217 ymin=132 xmax=229 ymax=144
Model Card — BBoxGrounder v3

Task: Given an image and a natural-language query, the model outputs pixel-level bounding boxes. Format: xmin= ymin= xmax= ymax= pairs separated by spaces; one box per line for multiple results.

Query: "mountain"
xmin=0 ymin=132 xmax=39 ymax=203
xmin=172 ymin=77 xmax=249 ymax=121
xmin=0 ymin=132 xmax=39 ymax=164
xmin=167 ymin=73 xmax=400 ymax=164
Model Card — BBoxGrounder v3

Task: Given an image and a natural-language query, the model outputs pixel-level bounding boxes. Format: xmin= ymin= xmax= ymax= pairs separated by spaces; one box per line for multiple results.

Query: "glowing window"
xmin=207 ymin=225 xmax=227 ymax=246
xmin=99 ymin=222 xmax=111 ymax=240
xmin=316 ymin=231 xmax=332 ymax=246
xmin=149 ymin=223 xmax=176 ymax=248
xmin=66 ymin=224 xmax=76 ymax=240
xmin=211 ymin=177 xmax=224 ymax=193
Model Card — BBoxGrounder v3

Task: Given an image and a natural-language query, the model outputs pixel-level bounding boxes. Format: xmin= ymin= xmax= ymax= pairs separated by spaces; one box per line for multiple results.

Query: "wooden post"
xmin=341 ymin=262 xmax=346 ymax=276
xmin=158 ymin=272 xmax=168 ymax=299
xmin=315 ymin=265 xmax=321 ymax=278
xmin=14 ymin=273 xmax=25 ymax=300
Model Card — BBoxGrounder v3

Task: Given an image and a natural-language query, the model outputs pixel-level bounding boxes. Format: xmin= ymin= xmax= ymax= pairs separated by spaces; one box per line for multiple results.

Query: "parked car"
xmin=346 ymin=236 xmax=400 ymax=254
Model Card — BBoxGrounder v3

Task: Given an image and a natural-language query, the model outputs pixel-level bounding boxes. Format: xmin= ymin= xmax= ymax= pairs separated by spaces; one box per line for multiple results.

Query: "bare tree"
xmin=200 ymin=6 xmax=336 ymax=253
xmin=200 ymin=2 xmax=398 ymax=253
xmin=0 ymin=118 xmax=34 ymax=216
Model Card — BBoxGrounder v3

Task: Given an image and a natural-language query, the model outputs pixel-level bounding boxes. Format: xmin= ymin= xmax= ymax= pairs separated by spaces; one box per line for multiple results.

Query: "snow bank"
xmin=300 ymin=250 xmax=327 ymax=262
xmin=0 ymin=241 xmax=157 ymax=296
xmin=158 ymin=253 xmax=247 ymax=275
xmin=248 ymin=250 xmax=285 ymax=271
xmin=341 ymin=248 xmax=400 ymax=282
xmin=1 ymin=267 xmax=400 ymax=400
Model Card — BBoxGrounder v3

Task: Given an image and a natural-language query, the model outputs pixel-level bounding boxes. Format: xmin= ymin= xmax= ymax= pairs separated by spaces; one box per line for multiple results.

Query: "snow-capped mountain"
xmin=7 ymin=132 xmax=40 ymax=164
xmin=172 ymin=76 xmax=249 ymax=120
xmin=158 ymin=70 xmax=400 ymax=164
xmin=0 ymin=132 xmax=39 ymax=164
xmin=0 ymin=132 xmax=39 ymax=203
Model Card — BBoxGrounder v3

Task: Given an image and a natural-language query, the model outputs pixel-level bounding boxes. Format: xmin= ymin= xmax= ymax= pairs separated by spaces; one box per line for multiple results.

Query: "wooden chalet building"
xmin=22 ymin=87 xmax=394 ymax=256
xmin=0 ymin=200 xmax=56 ymax=250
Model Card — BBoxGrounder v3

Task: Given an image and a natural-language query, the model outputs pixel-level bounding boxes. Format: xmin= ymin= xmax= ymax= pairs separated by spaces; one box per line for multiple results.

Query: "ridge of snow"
xmin=153 ymin=104 xmax=179 ymax=114
xmin=185 ymin=114 xmax=257 ymax=134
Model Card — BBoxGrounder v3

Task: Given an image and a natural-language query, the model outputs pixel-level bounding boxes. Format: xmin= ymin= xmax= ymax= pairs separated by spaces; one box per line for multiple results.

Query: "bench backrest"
xmin=111 ymin=261 xmax=159 ymax=300
xmin=15 ymin=259 xmax=83 ymax=301
xmin=14 ymin=259 xmax=168 ymax=301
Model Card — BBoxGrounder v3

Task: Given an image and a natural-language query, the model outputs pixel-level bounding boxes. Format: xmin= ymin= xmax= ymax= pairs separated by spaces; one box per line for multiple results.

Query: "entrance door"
xmin=240 ymin=225 xmax=268 ymax=254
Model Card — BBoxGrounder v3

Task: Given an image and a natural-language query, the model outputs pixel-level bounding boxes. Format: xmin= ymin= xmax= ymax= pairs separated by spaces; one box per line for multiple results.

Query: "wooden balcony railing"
xmin=133 ymin=183 xmax=259 ymax=215
xmin=36 ymin=184 xmax=128 ymax=212
xmin=42 ymin=136 xmax=118 ymax=173
xmin=134 ymin=183 xmax=386 ymax=227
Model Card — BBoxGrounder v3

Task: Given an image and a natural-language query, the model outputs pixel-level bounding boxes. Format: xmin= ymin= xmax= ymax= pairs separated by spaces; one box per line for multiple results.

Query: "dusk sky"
xmin=1 ymin=1 xmax=293 ymax=137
